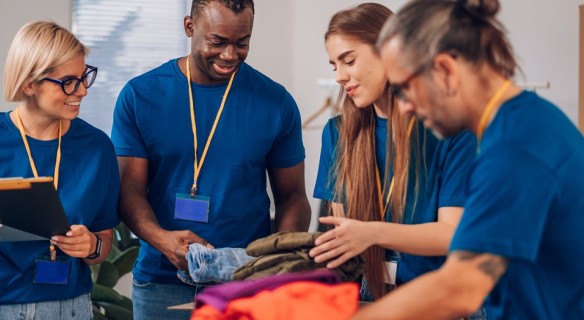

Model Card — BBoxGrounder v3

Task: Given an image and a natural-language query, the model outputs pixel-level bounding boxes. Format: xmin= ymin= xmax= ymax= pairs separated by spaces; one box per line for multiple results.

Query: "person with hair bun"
xmin=354 ymin=0 xmax=584 ymax=318
xmin=0 ymin=21 xmax=120 ymax=318
xmin=309 ymin=2 xmax=480 ymax=314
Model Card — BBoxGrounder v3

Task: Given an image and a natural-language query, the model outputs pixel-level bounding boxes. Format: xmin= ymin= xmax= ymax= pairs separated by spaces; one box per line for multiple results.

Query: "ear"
xmin=432 ymin=53 xmax=459 ymax=96
xmin=184 ymin=15 xmax=193 ymax=37
xmin=22 ymin=81 xmax=36 ymax=97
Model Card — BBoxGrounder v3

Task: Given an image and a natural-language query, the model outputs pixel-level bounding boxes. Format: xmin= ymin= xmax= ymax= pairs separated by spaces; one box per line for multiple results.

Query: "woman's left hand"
xmin=309 ymin=216 xmax=373 ymax=268
xmin=51 ymin=224 xmax=95 ymax=258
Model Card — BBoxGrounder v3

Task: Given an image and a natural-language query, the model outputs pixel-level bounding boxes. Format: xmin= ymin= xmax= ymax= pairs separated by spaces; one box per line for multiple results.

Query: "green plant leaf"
xmin=112 ymin=246 xmax=139 ymax=277
xmin=96 ymin=261 xmax=119 ymax=288
xmin=90 ymin=264 xmax=101 ymax=283
xmin=100 ymin=301 xmax=133 ymax=320
xmin=91 ymin=284 xmax=124 ymax=303
xmin=107 ymin=245 xmax=122 ymax=262
xmin=115 ymin=223 xmax=136 ymax=250
xmin=90 ymin=223 xmax=137 ymax=319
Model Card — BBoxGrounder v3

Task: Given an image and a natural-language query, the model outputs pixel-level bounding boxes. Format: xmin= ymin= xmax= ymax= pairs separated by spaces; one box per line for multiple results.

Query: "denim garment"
xmin=0 ymin=293 xmax=92 ymax=320
xmin=132 ymin=278 xmax=212 ymax=320
xmin=177 ymin=243 xmax=254 ymax=284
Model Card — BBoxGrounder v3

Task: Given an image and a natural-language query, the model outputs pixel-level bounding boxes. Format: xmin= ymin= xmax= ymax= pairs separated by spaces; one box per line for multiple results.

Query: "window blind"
xmin=72 ymin=0 xmax=188 ymax=134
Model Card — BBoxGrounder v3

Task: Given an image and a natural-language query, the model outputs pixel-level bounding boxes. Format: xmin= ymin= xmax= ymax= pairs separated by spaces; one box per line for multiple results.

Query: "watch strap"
xmin=86 ymin=232 xmax=102 ymax=259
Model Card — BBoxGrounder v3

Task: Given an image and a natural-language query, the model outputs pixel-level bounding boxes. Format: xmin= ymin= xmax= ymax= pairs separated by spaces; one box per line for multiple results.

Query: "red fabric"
xmin=191 ymin=281 xmax=359 ymax=320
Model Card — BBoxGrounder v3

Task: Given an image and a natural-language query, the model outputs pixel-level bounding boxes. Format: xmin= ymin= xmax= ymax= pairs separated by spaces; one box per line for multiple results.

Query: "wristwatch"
xmin=86 ymin=233 xmax=102 ymax=259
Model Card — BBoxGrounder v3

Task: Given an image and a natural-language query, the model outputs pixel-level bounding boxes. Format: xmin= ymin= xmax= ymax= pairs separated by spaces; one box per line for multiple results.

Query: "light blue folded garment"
xmin=177 ymin=243 xmax=254 ymax=285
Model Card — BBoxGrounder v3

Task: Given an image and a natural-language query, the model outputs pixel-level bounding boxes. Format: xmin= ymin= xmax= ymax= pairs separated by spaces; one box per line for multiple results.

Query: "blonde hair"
xmin=3 ymin=21 xmax=88 ymax=102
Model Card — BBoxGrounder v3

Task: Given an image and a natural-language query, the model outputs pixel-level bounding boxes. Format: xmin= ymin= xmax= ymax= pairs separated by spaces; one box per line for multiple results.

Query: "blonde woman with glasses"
xmin=0 ymin=21 xmax=120 ymax=319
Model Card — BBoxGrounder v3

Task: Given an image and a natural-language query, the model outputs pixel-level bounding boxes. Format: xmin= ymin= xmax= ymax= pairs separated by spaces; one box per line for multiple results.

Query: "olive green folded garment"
xmin=245 ymin=231 xmax=322 ymax=257
xmin=233 ymin=231 xmax=365 ymax=282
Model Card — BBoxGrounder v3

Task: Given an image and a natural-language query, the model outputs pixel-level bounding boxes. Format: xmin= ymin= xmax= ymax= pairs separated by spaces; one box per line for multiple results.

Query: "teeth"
xmin=65 ymin=101 xmax=81 ymax=106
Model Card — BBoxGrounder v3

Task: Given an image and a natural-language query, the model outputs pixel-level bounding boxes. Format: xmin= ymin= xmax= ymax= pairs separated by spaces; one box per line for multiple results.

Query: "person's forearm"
xmin=274 ymin=192 xmax=311 ymax=232
xmin=353 ymin=268 xmax=472 ymax=320
xmin=119 ymin=185 xmax=168 ymax=251
xmin=372 ymin=221 xmax=456 ymax=256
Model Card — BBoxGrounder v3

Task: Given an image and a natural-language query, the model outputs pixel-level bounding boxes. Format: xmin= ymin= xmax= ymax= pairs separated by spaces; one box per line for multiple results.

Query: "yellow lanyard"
xmin=14 ymin=108 xmax=62 ymax=190
xmin=476 ymin=80 xmax=512 ymax=144
xmin=376 ymin=116 xmax=416 ymax=220
xmin=186 ymin=56 xmax=235 ymax=197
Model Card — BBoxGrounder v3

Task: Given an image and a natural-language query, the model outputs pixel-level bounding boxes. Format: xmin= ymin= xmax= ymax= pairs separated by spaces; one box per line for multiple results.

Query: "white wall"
xmin=500 ymin=0 xmax=581 ymax=122
xmin=0 ymin=0 xmax=71 ymax=111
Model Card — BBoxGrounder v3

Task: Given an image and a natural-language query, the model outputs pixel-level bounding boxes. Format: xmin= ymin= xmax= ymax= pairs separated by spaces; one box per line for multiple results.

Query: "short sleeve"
xmin=313 ymin=118 xmax=339 ymax=201
xmin=266 ymin=91 xmax=305 ymax=168
xmin=450 ymin=147 xmax=558 ymax=261
xmin=111 ymin=83 xmax=148 ymax=158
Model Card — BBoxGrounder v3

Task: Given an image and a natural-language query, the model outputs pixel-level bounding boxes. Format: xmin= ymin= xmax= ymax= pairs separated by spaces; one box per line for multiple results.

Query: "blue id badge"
xmin=34 ymin=256 xmax=70 ymax=285
xmin=175 ymin=193 xmax=210 ymax=223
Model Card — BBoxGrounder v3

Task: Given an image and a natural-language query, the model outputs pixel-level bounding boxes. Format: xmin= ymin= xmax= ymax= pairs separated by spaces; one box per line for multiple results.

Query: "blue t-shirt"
xmin=450 ymin=91 xmax=584 ymax=319
xmin=0 ymin=113 xmax=120 ymax=304
xmin=111 ymin=59 xmax=305 ymax=283
xmin=314 ymin=115 xmax=477 ymax=284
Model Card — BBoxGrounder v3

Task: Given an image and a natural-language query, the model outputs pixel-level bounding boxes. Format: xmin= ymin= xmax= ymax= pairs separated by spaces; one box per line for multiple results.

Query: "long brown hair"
xmin=326 ymin=3 xmax=420 ymax=299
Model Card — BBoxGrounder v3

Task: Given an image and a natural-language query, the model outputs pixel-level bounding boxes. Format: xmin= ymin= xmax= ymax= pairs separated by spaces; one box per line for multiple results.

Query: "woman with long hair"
xmin=310 ymin=2 xmax=478 ymax=307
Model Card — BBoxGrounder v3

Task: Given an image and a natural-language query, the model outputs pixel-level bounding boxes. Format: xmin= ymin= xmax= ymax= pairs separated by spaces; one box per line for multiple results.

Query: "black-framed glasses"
xmin=41 ymin=65 xmax=98 ymax=96
xmin=389 ymin=65 xmax=426 ymax=103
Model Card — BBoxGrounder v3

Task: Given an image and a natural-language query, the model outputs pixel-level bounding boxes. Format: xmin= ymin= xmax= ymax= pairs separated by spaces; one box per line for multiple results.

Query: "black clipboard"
xmin=0 ymin=177 xmax=70 ymax=242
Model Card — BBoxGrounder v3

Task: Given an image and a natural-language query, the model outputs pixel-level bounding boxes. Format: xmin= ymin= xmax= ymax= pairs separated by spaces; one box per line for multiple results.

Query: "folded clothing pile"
xmin=232 ymin=231 xmax=365 ymax=282
xmin=191 ymin=269 xmax=359 ymax=320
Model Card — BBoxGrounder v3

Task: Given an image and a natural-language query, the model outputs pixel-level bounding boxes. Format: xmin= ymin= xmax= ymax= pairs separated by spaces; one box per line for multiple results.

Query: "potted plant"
xmin=90 ymin=223 xmax=139 ymax=320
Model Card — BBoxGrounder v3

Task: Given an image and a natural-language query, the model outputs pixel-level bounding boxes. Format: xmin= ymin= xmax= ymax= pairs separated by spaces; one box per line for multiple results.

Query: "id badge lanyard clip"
xmin=186 ymin=56 xmax=235 ymax=197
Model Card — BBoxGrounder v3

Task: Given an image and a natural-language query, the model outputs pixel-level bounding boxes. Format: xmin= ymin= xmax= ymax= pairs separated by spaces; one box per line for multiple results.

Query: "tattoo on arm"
xmin=455 ymin=251 xmax=480 ymax=260
xmin=453 ymin=251 xmax=508 ymax=282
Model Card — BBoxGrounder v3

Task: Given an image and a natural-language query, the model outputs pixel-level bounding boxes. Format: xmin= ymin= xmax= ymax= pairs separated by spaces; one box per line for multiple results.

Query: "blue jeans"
xmin=132 ymin=279 xmax=212 ymax=320
xmin=0 ymin=293 xmax=92 ymax=320
xmin=177 ymin=243 xmax=253 ymax=284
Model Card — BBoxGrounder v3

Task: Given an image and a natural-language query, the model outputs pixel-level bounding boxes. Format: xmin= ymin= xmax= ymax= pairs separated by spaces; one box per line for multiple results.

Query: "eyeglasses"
xmin=388 ymin=65 xmax=426 ymax=102
xmin=41 ymin=65 xmax=98 ymax=96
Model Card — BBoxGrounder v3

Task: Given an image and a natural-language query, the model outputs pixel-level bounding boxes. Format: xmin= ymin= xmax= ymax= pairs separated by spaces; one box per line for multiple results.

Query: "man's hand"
xmin=158 ymin=230 xmax=214 ymax=270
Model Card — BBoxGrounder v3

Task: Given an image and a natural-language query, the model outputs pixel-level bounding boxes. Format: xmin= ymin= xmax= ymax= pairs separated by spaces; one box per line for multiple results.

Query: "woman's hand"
xmin=309 ymin=216 xmax=374 ymax=268
xmin=51 ymin=224 xmax=95 ymax=258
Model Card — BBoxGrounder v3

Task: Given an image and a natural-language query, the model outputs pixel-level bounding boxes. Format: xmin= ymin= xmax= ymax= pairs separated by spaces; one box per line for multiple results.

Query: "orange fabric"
xmin=192 ymin=281 xmax=359 ymax=320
